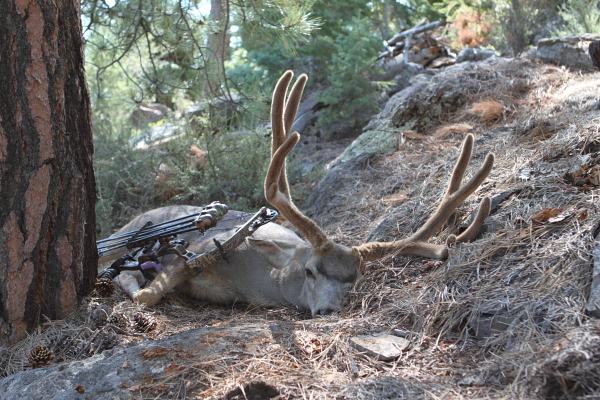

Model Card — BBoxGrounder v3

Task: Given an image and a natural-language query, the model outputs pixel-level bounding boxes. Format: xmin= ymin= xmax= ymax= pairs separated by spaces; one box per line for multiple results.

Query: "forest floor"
xmin=5 ymin=58 xmax=600 ymax=399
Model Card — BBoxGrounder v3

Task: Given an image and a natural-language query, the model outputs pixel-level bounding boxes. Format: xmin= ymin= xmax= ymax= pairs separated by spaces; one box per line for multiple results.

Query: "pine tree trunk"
xmin=204 ymin=0 xmax=228 ymax=97
xmin=0 ymin=0 xmax=97 ymax=346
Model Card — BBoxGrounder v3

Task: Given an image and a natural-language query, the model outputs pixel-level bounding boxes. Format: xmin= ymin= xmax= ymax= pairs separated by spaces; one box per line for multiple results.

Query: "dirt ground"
xmin=5 ymin=59 xmax=600 ymax=399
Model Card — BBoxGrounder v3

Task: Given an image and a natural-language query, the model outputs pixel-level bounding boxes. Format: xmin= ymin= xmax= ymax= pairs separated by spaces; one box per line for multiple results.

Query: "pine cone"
xmin=107 ymin=312 xmax=130 ymax=331
xmin=132 ymin=312 xmax=157 ymax=332
xmin=63 ymin=341 xmax=87 ymax=360
xmin=95 ymin=278 xmax=115 ymax=297
xmin=91 ymin=304 xmax=112 ymax=329
xmin=89 ymin=331 xmax=121 ymax=354
xmin=28 ymin=345 xmax=55 ymax=369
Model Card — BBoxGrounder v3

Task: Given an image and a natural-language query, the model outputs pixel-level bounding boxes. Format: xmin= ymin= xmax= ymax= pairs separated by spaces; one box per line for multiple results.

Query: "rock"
xmin=390 ymin=56 xmax=511 ymax=130
xmin=131 ymin=103 xmax=171 ymax=128
xmin=586 ymin=232 xmax=600 ymax=318
xmin=302 ymin=153 xmax=373 ymax=217
xmin=333 ymin=120 xmax=405 ymax=166
xmin=0 ymin=324 xmax=274 ymax=400
xmin=361 ymin=79 xmax=429 ymax=132
xmin=529 ymin=34 xmax=600 ymax=70
xmin=456 ymin=47 xmax=496 ymax=63
xmin=388 ymin=62 xmax=425 ymax=96
xmin=382 ymin=54 xmax=412 ymax=80
xmin=349 ymin=333 xmax=410 ymax=361
xmin=129 ymin=122 xmax=182 ymax=149
xmin=291 ymin=91 xmax=323 ymax=134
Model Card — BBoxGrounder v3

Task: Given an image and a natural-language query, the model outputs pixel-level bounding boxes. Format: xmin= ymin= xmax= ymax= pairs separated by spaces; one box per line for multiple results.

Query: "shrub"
xmin=553 ymin=0 xmax=600 ymax=36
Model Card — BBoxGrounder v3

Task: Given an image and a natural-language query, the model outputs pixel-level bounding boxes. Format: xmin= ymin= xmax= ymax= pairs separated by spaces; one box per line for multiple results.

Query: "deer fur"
xmin=99 ymin=71 xmax=494 ymax=317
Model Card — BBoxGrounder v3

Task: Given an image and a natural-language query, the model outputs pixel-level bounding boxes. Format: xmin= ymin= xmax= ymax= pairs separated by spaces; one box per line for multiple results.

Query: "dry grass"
xmin=4 ymin=63 xmax=600 ymax=399
xmin=433 ymin=123 xmax=474 ymax=140
xmin=467 ymin=100 xmax=504 ymax=121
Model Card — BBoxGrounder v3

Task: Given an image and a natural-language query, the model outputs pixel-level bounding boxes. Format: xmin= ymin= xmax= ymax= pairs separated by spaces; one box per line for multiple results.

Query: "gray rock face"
xmin=349 ymin=333 xmax=410 ymax=361
xmin=333 ymin=121 xmax=404 ymax=166
xmin=291 ymin=91 xmax=323 ymax=134
xmin=131 ymin=103 xmax=171 ymax=128
xmin=389 ymin=56 xmax=511 ymax=130
xmin=0 ymin=324 xmax=272 ymax=400
xmin=388 ymin=62 xmax=425 ymax=96
xmin=456 ymin=47 xmax=496 ymax=63
xmin=529 ymin=34 xmax=600 ymax=70
xmin=304 ymin=57 xmax=525 ymax=222
xmin=303 ymin=153 xmax=373 ymax=217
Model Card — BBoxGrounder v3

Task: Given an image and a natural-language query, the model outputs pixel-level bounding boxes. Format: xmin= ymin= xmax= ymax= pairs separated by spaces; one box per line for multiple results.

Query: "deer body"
xmin=101 ymin=71 xmax=494 ymax=317
xmin=101 ymin=205 xmax=358 ymax=316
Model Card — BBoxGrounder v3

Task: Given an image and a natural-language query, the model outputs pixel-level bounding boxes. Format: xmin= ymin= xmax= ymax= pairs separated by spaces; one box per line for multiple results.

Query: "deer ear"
xmin=247 ymin=238 xmax=308 ymax=268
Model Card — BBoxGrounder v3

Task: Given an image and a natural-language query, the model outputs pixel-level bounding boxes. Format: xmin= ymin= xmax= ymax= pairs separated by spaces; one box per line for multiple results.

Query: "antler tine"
xmin=271 ymin=71 xmax=293 ymax=159
xmin=270 ymin=71 xmax=307 ymax=200
xmin=284 ymin=74 xmax=307 ymax=140
xmin=266 ymin=72 xmax=333 ymax=253
xmin=265 ymin=132 xmax=301 ymax=204
xmin=452 ymin=195 xmax=492 ymax=243
xmin=446 ymin=132 xmax=474 ymax=195
xmin=355 ymin=134 xmax=494 ymax=262
xmin=265 ymin=132 xmax=333 ymax=252
xmin=409 ymin=134 xmax=494 ymax=242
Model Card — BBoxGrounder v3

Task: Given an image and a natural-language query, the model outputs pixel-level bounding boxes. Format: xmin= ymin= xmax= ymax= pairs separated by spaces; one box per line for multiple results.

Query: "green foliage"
xmin=434 ymin=0 xmax=561 ymax=55
xmin=86 ymin=0 xmax=323 ymax=233
xmin=94 ymin=124 xmax=166 ymax=237
xmin=490 ymin=0 xmax=555 ymax=55
xmin=237 ymin=0 xmax=383 ymax=133
xmin=169 ymin=113 xmax=313 ymax=211
xmin=83 ymin=0 xmax=319 ymax=111
xmin=315 ymin=19 xmax=383 ymax=133
xmin=553 ymin=0 xmax=600 ymax=35
xmin=93 ymin=105 xmax=317 ymax=237
xmin=169 ymin=129 xmax=272 ymax=211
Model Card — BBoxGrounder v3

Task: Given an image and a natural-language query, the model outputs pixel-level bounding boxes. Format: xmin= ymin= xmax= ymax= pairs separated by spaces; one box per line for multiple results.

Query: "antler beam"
xmin=265 ymin=71 xmax=334 ymax=253
xmin=355 ymin=134 xmax=494 ymax=261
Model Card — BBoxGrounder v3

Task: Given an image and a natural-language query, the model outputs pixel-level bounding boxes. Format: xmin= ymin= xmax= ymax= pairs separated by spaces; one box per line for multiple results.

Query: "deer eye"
xmin=305 ymin=268 xmax=315 ymax=279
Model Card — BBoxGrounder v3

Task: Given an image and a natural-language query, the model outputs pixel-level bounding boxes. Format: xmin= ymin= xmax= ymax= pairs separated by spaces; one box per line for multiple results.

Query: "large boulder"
xmin=332 ymin=121 xmax=405 ymax=166
xmin=388 ymin=62 xmax=426 ymax=96
xmin=389 ymin=56 xmax=512 ymax=130
xmin=131 ymin=103 xmax=171 ymax=128
xmin=303 ymin=153 xmax=374 ymax=217
xmin=456 ymin=47 xmax=496 ymax=63
xmin=0 ymin=324 xmax=275 ymax=400
xmin=529 ymin=34 xmax=600 ymax=70
xmin=291 ymin=91 xmax=323 ymax=134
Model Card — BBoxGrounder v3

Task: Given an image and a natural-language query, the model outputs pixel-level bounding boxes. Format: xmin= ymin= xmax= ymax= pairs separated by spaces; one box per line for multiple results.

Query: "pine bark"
xmin=0 ymin=0 xmax=97 ymax=345
xmin=204 ymin=0 xmax=228 ymax=97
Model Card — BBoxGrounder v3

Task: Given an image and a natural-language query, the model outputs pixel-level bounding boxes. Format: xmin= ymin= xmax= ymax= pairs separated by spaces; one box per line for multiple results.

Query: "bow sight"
xmin=97 ymin=202 xmax=278 ymax=282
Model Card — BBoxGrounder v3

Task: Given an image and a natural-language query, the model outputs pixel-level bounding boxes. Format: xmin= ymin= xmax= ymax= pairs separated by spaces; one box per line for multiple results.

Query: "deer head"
xmin=254 ymin=71 xmax=494 ymax=316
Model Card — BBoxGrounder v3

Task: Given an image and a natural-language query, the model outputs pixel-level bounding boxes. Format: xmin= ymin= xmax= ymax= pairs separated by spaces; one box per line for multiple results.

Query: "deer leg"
xmin=115 ymin=273 xmax=143 ymax=300
xmin=133 ymin=261 xmax=195 ymax=306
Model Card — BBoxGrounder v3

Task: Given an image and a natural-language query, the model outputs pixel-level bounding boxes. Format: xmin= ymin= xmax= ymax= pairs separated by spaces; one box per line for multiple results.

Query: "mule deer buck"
xmin=100 ymin=71 xmax=494 ymax=316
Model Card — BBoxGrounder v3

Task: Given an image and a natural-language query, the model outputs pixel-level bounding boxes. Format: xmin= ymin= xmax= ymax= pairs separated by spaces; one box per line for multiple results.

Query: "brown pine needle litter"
xmin=4 ymin=61 xmax=600 ymax=399
xmin=467 ymin=99 xmax=504 ymax=121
